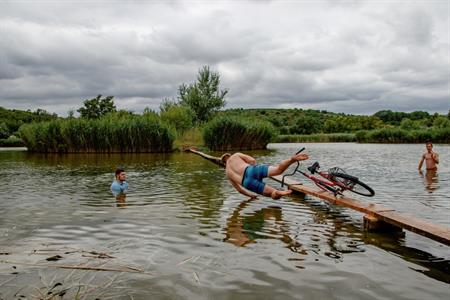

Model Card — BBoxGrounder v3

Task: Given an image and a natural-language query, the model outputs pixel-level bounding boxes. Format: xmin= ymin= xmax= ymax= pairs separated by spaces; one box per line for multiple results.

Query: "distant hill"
xmin=0 ymin=107 xmax=58 ymax=138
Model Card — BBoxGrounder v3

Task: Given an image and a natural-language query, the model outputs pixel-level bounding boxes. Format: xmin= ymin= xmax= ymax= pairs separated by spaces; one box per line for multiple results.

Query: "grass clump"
xmin=203 ymin=116 xmax=277 ymax=151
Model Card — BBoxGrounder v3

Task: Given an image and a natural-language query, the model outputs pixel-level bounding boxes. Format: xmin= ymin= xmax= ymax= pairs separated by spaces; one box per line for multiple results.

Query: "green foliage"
xmin=178 ymin=66 xmax=227 ymax=124
xmin=323 ymin=115 xmax=383 ymax=133
xmin=77 ymin=95 xmax=116 ymax=119
xmin=0 ymin=123 xmax=9 ymax=139
xmin=374 ymin=110 xmax=431 ymax=126
xmin=203 ymin=116 xmax=276 ymax=151
xmin=0 ymin=135 xmax=24 ymax=147
xmin=400 ymin=118 xmax=422 ymax=130
xmin=18 ymin=114 xmax=175 ymax=153
xmin=160 ymin=105 xmax=194 ymax=134
xmin=159 ymin=98 xmax=178 ymax=113
xmin=290 ymin=115 xmax=322 ymax=134
xmin=432 ymin=116 xmax=450 ymax=128
xmin=355 ymin=128 xmax=450 ymax=143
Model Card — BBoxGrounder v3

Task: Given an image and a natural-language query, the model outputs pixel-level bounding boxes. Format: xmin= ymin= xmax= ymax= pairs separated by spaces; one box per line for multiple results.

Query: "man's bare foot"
xmin=271 ymin=189 xmax=292 ymax=199
xmin=291 ymin=153 xmax=309 ymax=162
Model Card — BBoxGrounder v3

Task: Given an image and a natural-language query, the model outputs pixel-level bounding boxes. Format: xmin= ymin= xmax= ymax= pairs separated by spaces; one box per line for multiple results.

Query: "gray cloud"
xmin=0 ymin=0 xmax=448 ymax=116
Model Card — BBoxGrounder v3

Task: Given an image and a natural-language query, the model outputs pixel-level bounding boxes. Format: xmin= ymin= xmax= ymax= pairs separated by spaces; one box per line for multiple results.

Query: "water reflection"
xmin=290 ymin=192 xmax=450 ymax=284
xmin=419 ymin=169 xmax=439 ymax=193
xmin=224 ymin=199 xmax=301 ymax=251
xmin=115 ymin=192 xmax=127 ymax=208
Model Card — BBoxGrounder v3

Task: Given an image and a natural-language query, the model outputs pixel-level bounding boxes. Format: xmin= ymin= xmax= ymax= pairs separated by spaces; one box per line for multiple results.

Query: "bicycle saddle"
xmin=307 ymin=162 xmax=320 ymax=174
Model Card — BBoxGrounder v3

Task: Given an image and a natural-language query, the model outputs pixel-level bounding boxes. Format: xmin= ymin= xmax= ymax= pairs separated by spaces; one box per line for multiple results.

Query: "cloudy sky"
xmin=0 ymin=0 xmax=449 ymax=116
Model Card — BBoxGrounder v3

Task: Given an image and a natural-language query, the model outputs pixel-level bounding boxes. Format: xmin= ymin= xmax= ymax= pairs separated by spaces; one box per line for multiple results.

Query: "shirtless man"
xmin=418 ymin=141 xmax=439 ymax=171
xmin=221 ymin=152 xmax=309 ymax=199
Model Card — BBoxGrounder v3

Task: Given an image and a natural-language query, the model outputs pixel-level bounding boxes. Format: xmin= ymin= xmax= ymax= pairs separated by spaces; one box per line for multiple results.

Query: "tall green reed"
xmin=203 ymin=116 xmax=277 ymax=151
xmin=19 ymin=114 xmax=175 ymax=153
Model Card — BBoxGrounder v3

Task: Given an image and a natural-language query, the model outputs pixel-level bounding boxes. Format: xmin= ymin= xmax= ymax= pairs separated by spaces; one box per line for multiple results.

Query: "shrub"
xmin=160 ymin=105 xmax=194 ymax=135
xmin=0 ymin=135 xmax=24 ymax=147
xmin=203 ymin=116 xmax=277 ymax=151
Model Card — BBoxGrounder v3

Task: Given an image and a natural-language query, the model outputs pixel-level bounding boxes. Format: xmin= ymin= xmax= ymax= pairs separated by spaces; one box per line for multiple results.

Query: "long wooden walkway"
xmin=271 ymin=175 xmax=450 ymax=246
xmin=186 ymin=147 xmax=450 ymax=246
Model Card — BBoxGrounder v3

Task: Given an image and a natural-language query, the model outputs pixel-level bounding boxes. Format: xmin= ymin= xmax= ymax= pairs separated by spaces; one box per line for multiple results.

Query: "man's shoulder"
xmin=111 ymin=181 xmax=120 ymax=188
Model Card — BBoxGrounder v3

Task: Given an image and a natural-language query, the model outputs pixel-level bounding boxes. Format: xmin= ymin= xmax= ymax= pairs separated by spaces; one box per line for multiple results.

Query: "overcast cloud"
xmin=0 ymin=0 xmax=448 ymax=116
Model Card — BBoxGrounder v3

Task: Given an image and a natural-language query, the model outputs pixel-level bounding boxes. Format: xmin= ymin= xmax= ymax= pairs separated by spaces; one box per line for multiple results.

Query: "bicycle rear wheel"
xmin=331 ymin=173 xmax=375 ymax=197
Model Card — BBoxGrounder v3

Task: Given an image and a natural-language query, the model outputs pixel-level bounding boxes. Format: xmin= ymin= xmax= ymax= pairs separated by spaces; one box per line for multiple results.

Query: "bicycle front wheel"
xmin=332 ymin=173 xmax=375 ymax=197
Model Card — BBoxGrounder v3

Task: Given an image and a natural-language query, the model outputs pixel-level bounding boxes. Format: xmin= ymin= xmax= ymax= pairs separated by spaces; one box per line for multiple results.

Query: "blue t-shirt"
xmin=111 ymin=180 xmax=129 ymax=196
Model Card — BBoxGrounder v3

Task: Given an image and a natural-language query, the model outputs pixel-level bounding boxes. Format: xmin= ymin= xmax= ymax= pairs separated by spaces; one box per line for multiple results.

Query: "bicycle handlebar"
xmin=296 ymin=147 xmax=305 ymax=154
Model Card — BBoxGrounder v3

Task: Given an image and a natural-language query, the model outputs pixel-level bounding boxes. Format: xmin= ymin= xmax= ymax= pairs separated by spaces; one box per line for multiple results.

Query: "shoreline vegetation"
xmin=1 ymin=66 xmax=449 ymax=151
xmin=1 ymin=108 xmax=449 ymax=152
xmin=4 ymin=108 xmax=449 ymax=152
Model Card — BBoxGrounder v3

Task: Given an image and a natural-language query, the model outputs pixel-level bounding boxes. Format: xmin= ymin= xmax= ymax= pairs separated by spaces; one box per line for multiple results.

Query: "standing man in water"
xmin=221 ymin=151 xmax=309 ymax=200
xmin=418 ymin=141 xmax=439 ymax=171
xmin=111 ymin=168 xmax=129 ymax=196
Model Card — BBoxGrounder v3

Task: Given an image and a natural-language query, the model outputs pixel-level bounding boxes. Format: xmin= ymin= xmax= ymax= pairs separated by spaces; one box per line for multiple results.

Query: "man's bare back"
xmin=222 ymin=152 xmax=309 ymax=199
xmin=225 ymin=153 xmax=255 ymax=186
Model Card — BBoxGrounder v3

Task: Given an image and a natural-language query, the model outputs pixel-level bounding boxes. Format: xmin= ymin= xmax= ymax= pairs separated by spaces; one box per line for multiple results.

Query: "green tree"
xmin=77 ymin=95 xmax=116 ymax=119
xmin=291 ymin=115 xmax=321 ymax=134
xmin=400 ymin=118 xmax=420 ymax=130
xmin=433 ymin=116 xmax=450 ymax=128
xmin=178 ymin=65 xmax=228 ymax=124
xmin=0 ymin=122 xmax=9 ymax=139
xmin=159 ymin=97 xmax=178 ymax=114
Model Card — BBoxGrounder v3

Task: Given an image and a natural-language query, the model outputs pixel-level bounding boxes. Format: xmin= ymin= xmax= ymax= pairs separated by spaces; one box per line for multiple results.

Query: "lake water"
xmin=0 ymin=143 xmax=449 ymax=299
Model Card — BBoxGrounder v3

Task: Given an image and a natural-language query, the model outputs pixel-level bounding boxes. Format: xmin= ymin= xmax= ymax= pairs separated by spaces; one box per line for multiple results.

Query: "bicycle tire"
xmin=331 ymin=172 xmax=375 ymax=197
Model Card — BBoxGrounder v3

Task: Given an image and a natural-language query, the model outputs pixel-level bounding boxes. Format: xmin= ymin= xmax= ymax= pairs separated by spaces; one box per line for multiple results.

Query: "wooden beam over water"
xmin=184 ymin=147 xmax=225 ymax=167
xmin=271 ymin=175 xmax=450 ymax=246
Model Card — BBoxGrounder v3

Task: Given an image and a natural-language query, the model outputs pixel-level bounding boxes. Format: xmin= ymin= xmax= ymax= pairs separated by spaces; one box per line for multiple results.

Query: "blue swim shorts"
xmin=242 ymin=164 xmax=269 ymax=195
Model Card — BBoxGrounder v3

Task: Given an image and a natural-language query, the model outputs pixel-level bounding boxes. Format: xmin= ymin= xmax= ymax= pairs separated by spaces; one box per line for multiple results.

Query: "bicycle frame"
xmin=281 ymin=148 xmax=348 ymax=196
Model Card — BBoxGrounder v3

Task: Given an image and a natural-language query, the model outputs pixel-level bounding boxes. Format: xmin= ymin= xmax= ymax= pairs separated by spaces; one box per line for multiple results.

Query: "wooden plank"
xmin=185 ymin=147 xmax=224 ymax=167
xmin=375 ymin=211 xmax=450 ymax=245
xmin=271 ymin=175 xmax=391 ymax=214
xmin=271 ymin=175 xmax=450 ymax=246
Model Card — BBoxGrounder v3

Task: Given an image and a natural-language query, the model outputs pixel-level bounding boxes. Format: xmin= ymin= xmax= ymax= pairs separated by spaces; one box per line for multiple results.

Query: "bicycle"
xmin=281 ymin=148 xmax=375 ymax=197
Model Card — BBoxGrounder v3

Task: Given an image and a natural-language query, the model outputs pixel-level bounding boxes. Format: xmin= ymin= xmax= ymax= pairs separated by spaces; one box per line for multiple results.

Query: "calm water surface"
xmin=0 ymin=143 xmax=449 ymax=299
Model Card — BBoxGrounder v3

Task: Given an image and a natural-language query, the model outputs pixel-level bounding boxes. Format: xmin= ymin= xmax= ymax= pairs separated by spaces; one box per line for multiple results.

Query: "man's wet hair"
xmin=115 ymin=168 xmax=125 ymax=176
xmin=426 ymin=141 xmax=433 ymax=146
xmin=220 ymin=153 xmax=231 ymax=164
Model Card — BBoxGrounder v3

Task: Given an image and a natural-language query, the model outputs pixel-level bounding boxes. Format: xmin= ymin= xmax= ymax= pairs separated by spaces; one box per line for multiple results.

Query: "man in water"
xmin=418 ymin=141 xmax=439 ymax=171
xmin=111 ymin=168 xmax=129 ymax=196
xmin=221 ymin=151 xmax=309 ymax=199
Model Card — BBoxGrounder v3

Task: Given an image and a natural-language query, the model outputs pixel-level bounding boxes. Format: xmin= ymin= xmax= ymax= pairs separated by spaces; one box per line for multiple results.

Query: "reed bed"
xmin=203 ymin=116 xmax=276 ymax=151
xmin=19 ymin=114 xmax=175 ymax=153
